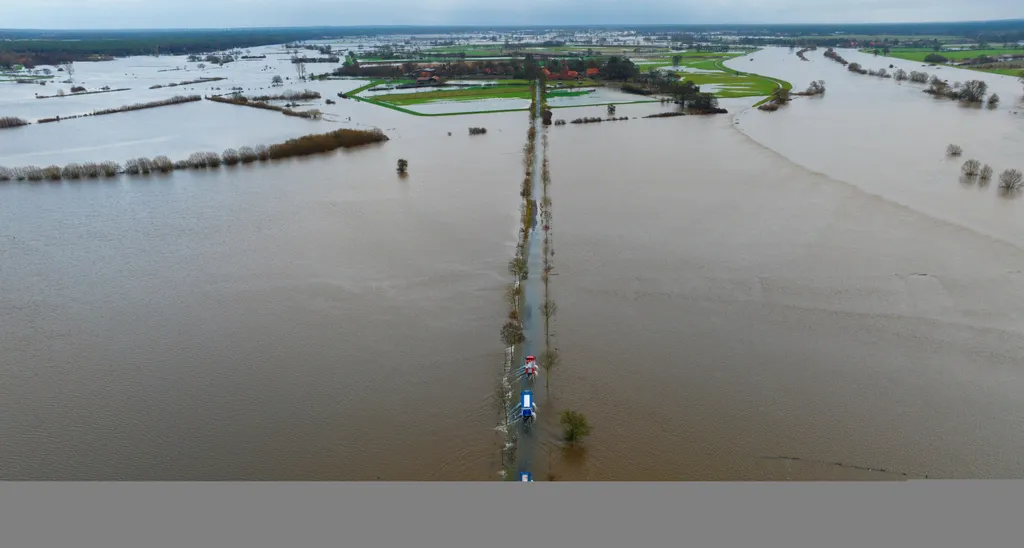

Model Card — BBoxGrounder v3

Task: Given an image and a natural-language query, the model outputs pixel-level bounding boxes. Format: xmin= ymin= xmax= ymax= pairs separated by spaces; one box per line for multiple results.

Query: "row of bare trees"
xmin=247 ymin=89 xmax=321 ymax=102
xmin=570 ymin=116 xmax=629 ymax=124
xmin=948 ymin=145 xmax=1023 ymax=191
xmin=206 ymin=94 xmax=323 ymax=119
xmin=841 ymin=53 xmax=1001 ymax=108
xmin=497 ymin=101 xmax=541 ymax=478
xmin=0 ymin=129 xmax=388 ymax=183
xmin=926 ymin=77 xmax=997 ymax=105
xmin=90 ymin=95 xmax=202 ymax=117
xmin=0 ymin=116 xmax=29 ymax=129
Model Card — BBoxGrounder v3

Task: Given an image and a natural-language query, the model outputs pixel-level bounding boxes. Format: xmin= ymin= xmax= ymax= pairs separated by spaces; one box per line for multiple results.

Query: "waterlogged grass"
xmin=655 ymin=56 xmax=790 ymax=100
xmin=349 ymin=93 xmax=527 ymax=116
xmin=374 ymin=85 xmax=533 ymax=105
xmin=634 ymin=52 xmax=788 ymax=99
xmin=370 ymin=84 xmax=595 ymax=106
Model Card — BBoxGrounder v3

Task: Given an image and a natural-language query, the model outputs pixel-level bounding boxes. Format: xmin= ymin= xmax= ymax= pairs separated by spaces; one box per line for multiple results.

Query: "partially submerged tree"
xmin=962 ymin=159 xmax=981 ymax=177
xmin=893 ymin=69 xmax=908 ymax=82
xmin=271 ymin=75 xmax=283 ymax=85
xmin=805 ymin=80 xmax=826 ymax=95
xmin=396 ymin=158 xmax=408 ymax=173
xmin=909 ymin=71 xmax=929 ymax=83
xmin=500 ymin=320 xmax=525 ymax=347
xmin=560 ymin=410 xmax=592 ymax=445
xmin=987 ymin=94 xmax=1000 ymax=108
xmin=946 ymin=144 xmax=963 ymax=156
xmin=980 ymin=164 xmax=994 ymax=180
xmin=606 ymin=104 xmax=616 ymax=116
xmin=539 ymin=348 xmax=559 ymax=391
xmin=1000 ymin=169 xmax=1024 ymax=191
xmin=508 ymin=256 xmax=528 ymax=280
xmin=958 ymin=80 xmax=988 ymax=103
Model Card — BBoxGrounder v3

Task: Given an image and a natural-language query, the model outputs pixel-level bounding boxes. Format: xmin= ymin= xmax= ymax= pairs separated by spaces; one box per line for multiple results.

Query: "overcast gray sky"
xmin=1 ymin=0 xmax=1022 ymax=29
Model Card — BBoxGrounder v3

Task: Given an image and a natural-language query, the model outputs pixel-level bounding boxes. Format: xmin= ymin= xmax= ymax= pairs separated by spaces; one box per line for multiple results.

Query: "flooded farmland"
xmin=3 ymin=43 xmax=1024 ymax=480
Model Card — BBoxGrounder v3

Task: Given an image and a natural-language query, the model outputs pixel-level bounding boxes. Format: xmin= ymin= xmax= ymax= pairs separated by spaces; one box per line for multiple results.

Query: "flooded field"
xmin=3 ymin=42 xmax=1024 ymax=480
xmin=1 ymin=66 xmax=529 ymax=477
xmin=543 ymin=60 xmax=1024 ymax=480
xmin=731 ymin=47 xmax=1024 ymax=248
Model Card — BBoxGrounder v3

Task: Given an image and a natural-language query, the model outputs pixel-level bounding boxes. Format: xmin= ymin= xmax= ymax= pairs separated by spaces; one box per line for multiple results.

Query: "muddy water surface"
xmin=545 ymin=101 xmax=1024 ymax=480
xmin=0 ymin=110 xmax=527 ymax=480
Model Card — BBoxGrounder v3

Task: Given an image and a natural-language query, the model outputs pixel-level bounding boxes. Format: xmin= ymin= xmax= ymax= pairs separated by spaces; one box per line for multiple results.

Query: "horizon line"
xmin=2 ymin=18 xmax=1024 ymax=33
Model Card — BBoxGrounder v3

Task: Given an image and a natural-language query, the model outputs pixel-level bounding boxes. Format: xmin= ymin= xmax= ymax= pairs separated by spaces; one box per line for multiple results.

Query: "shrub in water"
xmin=100 ymin=161 xmax=119 ymax=177
xmin=222 ymin=148 xmax=240 ymax=165
xmin=61 ymin=163 xmax=83 ymax=179
xmin=962 ymin=159 xmax=981 ymax=176
xmin=43 ymin=165 xmax=62 ymax=180
xmin=1000 ymin=169 xmax=1023 ymax=191
xmin=153 ymin=156 xmax=173 ymax=173
xmin=238 ymin=146 xmax=258 ymax=163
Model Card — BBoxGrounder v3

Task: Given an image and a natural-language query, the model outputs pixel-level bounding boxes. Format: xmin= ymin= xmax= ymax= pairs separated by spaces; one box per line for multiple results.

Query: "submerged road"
xmin=517 ymin=81 xmax=546 ymax=478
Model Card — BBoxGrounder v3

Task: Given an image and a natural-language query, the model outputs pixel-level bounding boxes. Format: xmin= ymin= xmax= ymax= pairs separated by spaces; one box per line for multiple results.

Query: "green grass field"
xmin=372 ymin=85 xmax=532 ymax=105
xmin=868 ymin=48 xmax=1024 ymax=62
xmin=369 ymin=84 xmax=594 ymax=105
xmin=643 ymin=53 xmax=790 ymax=99
xmin=864 ymin=48 xmax=1024 ymax=76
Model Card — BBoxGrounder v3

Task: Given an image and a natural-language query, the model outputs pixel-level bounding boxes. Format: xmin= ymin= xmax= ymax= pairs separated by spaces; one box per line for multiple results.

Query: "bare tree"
xmin=508 ymin=256 xmax=528 ymax=279
xmin=958 ymin=80 xmax=988 ymax=103
xmin=962 ymin=159 xmax=981 ymax=176
xmin=805 ymin=80 xmax=826 ymax=95
xmin=980 ymin=165 xmax=994 ymax=180
xmin=100 ymin=161 xmax=120 ymax=177
xmin=222 ymin=148 xmax=240 ymax=165
xmin=1000 ymin=169 xmax=1024 ymax=191
xmin=153 ymin=156 xmax=173 ymax=172
xmin=61 ymin=163 xmax=83 ymax=179
xmin=893 ymin=68 xmax=908 ymax=81
xmin=946 ymin=144 xmax=963 ymax=156
xmin=539 ymin=348 xmax=559 ymax=391
xmin=238 ymin=146 xmax=258 ymax=163
xmin=271 ymin=75 xmax=283 ymax=86
xmin=909 ymin=71 xmax=929 ymax=83
xmin=987 ymin=93 xmax=1000 ymax=108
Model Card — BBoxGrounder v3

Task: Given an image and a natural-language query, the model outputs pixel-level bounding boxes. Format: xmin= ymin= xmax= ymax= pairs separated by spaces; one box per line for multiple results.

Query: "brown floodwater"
xmin=542 ymin=96 xmax=1024 ymax=480
xmin=4 ymin=46 xmax=1024 ymax=480
xmin=0 ymin=111 xmax=527 ymax=480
